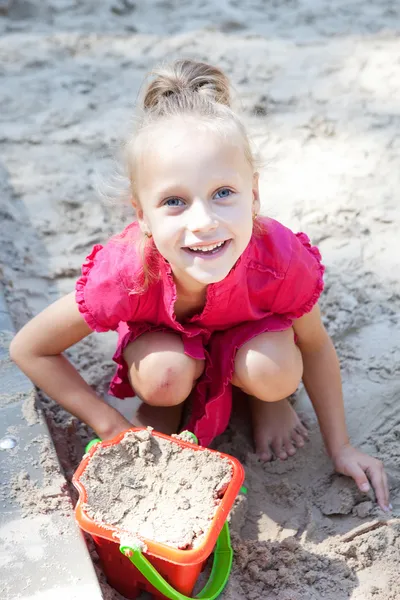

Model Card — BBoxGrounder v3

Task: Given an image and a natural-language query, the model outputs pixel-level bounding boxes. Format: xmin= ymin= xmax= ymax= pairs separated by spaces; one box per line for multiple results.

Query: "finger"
xmin=367 ymin=462 xmax=390 ymax=511
xmin=291 ymin=431 xmax=305 ymax=448
xmin=271 ymin=438 xmax=288 ymax=461
xmin=284 ymin=440 xmax=297 ymax=457
xmin=382 ymin=470 xmax=391 ymax=511
xmin=347 ymin=463 xmax=371 ymax=494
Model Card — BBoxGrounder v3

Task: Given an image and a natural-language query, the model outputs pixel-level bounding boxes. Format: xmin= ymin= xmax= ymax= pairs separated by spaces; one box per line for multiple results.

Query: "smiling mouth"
xmin=183 ymin=240 xmax=230 ymax=256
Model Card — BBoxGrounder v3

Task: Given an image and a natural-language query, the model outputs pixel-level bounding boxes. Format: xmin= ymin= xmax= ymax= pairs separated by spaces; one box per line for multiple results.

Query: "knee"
xmin=134 ymin=355 xmax=204 ymax=407
xmin=143 ymin=363 xmax=191 ymax=407
xmin=254 ymin=352 xmax=302 ymax=400
xmin=234 ymin=335 xmax=303 ymax=401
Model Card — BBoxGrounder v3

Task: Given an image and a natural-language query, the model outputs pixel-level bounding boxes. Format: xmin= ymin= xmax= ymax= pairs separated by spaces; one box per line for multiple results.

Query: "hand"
xmin=332 ymin=444 xmax=391 ymax=512
xmin=94 ymin=411 xmax=133 ymax=442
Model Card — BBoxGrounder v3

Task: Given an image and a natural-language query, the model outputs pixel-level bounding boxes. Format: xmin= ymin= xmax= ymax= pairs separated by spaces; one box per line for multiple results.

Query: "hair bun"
xmin=143 ymin=59 xmax=231 ymax=111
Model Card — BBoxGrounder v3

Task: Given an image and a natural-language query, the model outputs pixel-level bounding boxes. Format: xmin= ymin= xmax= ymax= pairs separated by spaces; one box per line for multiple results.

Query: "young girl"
xmin=10 ymin=59 xmax=390 ymax=511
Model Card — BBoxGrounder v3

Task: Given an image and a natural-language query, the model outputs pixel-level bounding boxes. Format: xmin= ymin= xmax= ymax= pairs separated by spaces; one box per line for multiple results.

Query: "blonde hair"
xmin=123 ymin=59 xmax=260 ymax=291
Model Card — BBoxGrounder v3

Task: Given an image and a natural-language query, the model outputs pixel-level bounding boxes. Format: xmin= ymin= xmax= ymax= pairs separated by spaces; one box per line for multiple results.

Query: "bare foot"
xmin=250 ymin=397 xmax=309 ymax=461
xmin=133 ymin=400 xmax=184 ymax=436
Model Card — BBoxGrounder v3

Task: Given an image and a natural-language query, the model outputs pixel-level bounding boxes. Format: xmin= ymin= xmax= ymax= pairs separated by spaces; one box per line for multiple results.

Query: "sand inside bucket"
xmin=80 ymin=429 xmax=233 ymax=550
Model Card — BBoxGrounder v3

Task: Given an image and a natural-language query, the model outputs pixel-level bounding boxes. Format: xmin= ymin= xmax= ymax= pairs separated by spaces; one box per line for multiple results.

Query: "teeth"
xmin=188 ymin=241 xmax=225 ymax=252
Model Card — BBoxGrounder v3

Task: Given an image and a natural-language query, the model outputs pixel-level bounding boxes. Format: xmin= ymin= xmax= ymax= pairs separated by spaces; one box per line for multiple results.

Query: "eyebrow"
xmin=154 ymin=173 xmax=242 ymax=199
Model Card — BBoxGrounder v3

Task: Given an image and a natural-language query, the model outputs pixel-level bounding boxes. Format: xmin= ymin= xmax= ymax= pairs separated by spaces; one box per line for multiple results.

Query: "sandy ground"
xmin=1 ymin=1 xmax=400 ymax=599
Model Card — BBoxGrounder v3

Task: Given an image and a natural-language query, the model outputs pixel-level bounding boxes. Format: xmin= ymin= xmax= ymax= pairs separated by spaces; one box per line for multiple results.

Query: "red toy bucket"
xmin=72 ymin=428 xmax=245 ymax=600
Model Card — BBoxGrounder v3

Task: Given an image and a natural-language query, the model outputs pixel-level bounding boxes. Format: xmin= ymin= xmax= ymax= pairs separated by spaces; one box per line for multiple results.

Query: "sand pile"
xmin=1 ymin=1 xmax=400 ymax=599
xmin=79 ymin=428 xmax=233 ymax=549
xmin=9 ymin=435 xmax=71 ymax=518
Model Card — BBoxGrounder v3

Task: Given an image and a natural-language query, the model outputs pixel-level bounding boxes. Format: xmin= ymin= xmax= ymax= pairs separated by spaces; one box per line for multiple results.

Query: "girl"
xmin=10 ymin=59 xmax=390 ymax=511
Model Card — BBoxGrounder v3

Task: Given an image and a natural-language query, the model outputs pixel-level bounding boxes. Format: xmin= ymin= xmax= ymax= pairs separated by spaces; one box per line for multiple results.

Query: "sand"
xmin=79 ymin=428 xmax=233 ymax=549
xmin=8 ymin=434 xmax=72 ymax=518
xmin=1 ymin=1 xmax=400 ymax=599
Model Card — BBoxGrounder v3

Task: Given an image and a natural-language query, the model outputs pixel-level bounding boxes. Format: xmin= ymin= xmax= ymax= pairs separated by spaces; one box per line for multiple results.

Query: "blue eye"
xmin=214 ymin=188 xmax=232 ymax=199
xmin=165 ymin=198 xmax=185 ymax=207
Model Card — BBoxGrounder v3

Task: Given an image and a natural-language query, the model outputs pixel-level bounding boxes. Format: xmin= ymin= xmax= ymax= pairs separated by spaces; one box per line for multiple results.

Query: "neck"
xmin=171 ymin=268 xmax=207 ymax=300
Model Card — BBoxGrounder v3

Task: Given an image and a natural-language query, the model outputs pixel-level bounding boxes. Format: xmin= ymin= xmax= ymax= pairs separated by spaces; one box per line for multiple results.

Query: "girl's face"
xmin=134 ymin=119 xmax=260 ymax=292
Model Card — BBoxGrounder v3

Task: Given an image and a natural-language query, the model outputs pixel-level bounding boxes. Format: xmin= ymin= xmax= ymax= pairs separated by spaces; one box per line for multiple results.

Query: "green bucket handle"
xmin=120 ymin=521 xmax=233 ymax=600
xmin=85 ymin=438 xmax=101 ymax=452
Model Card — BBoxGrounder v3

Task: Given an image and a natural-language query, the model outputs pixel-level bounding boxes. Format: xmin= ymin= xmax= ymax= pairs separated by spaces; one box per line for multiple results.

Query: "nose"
xmin=187 ymin=199 xmax=218 ymax=233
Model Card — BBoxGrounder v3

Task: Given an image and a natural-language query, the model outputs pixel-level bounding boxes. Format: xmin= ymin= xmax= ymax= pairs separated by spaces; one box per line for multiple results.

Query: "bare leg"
xmin=232 ymin=329 xmax=308 ymax=461
xmin=123 ymin=331 xmax=204 ymax=435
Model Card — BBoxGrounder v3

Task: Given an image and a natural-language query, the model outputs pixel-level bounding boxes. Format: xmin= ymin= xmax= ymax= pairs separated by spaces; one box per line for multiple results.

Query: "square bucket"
xmin=72 ymin=428 xmax=245 ymax=599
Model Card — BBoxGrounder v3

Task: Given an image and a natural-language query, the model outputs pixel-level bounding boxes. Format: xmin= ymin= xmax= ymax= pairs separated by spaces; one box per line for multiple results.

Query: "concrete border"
xmin=0 ymin=287 xmax=103 ymax=600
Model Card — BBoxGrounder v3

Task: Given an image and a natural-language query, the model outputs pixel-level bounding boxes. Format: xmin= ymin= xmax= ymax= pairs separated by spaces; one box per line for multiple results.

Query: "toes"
xmin=295 ymin=422 xmax=309 ymax=439
xmin=284 ymin=440 xmax=297 ymax=456
xmin=291 ymin=430 xmax=305 ymax=448
xmin=255 ymin=438 xmax=274 ymax=462
xmin=259 ymin=450 xmax=273 ymax=462
xmin=271 ymin=439 xmax=288 ymax=461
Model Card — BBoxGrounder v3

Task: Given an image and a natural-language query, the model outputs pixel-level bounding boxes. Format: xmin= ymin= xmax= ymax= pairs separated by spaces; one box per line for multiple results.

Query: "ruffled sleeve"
xmin=271 ymin=231 xmax=325 ymax=319
xmin=75 ymin=243 xmax=134 ymax=332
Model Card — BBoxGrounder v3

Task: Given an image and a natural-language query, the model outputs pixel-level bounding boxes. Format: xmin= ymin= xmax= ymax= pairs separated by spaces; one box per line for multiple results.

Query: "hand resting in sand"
xmin=332 ymin=443 xmax=390 ymax=512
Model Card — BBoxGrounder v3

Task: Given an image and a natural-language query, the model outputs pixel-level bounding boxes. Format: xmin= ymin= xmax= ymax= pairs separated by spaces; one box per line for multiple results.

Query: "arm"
xmin=10 ymin=292 xmax=132 ymax=440
xmin=293 ymin=305 xmax=390 ymax=511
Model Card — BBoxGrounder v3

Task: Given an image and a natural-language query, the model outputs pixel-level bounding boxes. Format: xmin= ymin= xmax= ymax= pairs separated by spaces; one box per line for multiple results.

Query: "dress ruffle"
xmin=75 ymin=244 xmax=109 ymax=333
xmin=290 ymin=232 xmax=325 ymax=319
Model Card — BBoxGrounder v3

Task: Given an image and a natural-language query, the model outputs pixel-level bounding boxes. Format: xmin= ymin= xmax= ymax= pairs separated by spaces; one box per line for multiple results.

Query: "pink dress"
xmin=75 ymin=217 xmax=324 ymax=447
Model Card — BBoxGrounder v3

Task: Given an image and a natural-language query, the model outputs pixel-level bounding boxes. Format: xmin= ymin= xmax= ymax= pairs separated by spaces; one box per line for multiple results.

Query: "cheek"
xmin=222 ymin=196 xmax=253 ymax=223
xmin=151 ymin=220 xmax=180 ymax=249
xmin=230 ymin=214 xmax=253 ymax=252
xmin=230 ymin=208 xmax=253 ymax=236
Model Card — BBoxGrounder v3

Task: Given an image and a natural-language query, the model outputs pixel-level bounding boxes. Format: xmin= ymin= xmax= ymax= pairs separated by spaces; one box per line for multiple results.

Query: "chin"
xmin=187 ymin=267 xmax=232 ymax=285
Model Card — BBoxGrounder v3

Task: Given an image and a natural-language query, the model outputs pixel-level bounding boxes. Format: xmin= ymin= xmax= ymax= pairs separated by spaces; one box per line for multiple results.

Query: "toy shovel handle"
xmin=120 ymin=522 xmax=233 ymax=600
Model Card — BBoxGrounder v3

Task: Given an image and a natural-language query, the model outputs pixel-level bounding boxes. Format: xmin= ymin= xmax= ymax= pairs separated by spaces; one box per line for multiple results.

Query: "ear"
xmin=131 ymin=195 xmax=142 ymax=218
xmin=252 ymin=172 xmax=260 ymax=215
xmin=131 ymin=196 xmax=151 ymax=236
